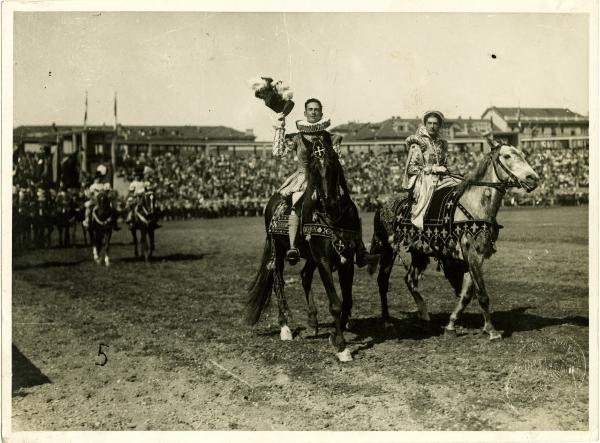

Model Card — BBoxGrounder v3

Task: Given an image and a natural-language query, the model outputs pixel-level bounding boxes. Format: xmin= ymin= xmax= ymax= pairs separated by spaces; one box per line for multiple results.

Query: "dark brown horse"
xmin=370 ymin=137 xmax=539 ymax=340
xmin=246 ymin=146 xmax=362 ymax=362
xmin=54 ymin=192 xmax=77 ymax=247
xmin=130 ymin=191 xmax=158 ymax=261
xmin=88 ymin=191 xmax=114 ymax=266
xmin=32 ymin=197 xmax=54 ymax=249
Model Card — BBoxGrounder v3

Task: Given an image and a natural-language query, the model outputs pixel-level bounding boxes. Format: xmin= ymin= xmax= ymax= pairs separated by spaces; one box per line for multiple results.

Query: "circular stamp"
xmin=503 ymin=334 xmax=587 ymax=412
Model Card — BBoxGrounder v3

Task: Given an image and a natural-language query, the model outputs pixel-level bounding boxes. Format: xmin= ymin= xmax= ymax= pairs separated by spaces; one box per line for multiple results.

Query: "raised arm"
xmin=272 ymin=113 xmax=292 ymax=157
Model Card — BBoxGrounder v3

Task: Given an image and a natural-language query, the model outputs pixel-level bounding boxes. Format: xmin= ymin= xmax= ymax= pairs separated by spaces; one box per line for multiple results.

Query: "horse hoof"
xmin=444 ymin=327 xmax=457 ymax=337
xmin=280 ymin=326 xmax=293 ymax=341
xmin=489 ymin=330 xmax=502 ymax=340
xmin=336 ymin=348 xmax=353 ymax=362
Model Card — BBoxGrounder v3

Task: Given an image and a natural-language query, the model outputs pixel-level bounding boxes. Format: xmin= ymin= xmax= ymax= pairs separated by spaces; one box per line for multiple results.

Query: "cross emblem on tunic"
xmin=314 ymin=143 xmax=326 ymax=159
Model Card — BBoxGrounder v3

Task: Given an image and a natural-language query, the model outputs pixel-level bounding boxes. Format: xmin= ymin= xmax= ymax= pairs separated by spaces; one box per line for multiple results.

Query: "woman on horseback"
xmin=402 ymin=110 xmax=461 ymax=229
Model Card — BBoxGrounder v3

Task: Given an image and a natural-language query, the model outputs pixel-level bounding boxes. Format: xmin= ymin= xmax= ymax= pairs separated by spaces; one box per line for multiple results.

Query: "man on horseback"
xmin=125 ymin=165 xmax=162 ymax=229
xmin=402 ymin=110 xmax=461 ymax=229
xmin=83 ymin=164 xmax=120 ymax=231
xmin=273 ymin=98 xmax=376 ymax=267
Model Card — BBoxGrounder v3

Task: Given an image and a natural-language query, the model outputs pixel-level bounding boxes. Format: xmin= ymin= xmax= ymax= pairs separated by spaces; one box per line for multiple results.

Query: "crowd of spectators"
xmin=113 ymin=144 xmax=589 ymax=219
xmin=11 ymin=144 xmax=589 ymax=220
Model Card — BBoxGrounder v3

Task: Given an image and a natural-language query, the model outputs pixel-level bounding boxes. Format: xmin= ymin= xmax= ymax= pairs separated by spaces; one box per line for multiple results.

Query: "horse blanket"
xmin=380 ymin=187 xmax=500 ymax=258
xmin=268 ymin=199 xmax=361 ymax=261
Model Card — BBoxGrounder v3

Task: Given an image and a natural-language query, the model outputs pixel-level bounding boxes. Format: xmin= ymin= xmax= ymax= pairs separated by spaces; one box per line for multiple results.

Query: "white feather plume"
xmin=248 ymin=77 xmax=268 ymax=92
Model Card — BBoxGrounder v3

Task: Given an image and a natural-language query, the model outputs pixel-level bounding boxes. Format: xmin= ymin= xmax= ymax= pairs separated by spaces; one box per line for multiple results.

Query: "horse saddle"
xmin=268 ymin=198 xmax=360 ymax=261
xmin=384 ymin=186 xmax=499 ymax=257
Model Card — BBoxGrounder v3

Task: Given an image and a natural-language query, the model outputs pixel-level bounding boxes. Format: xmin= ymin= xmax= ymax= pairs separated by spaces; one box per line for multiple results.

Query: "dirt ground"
xmin=11 ymin=206 xmax=590 ymax=431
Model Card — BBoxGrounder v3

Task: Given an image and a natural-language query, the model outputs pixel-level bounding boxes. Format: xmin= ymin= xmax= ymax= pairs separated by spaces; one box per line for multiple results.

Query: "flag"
xmin=113 ymin=92 xmax=118 ymax=130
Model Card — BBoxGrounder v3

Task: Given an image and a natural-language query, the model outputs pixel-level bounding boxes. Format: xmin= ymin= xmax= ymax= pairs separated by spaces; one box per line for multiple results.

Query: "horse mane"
xmin=306 ymin=148 xmax=339 ymax=187
xmin=454 ymin=153 xmax=494 ymax=196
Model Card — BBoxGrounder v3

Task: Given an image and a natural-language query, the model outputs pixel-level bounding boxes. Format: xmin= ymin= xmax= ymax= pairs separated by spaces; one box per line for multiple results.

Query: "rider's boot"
xmin=286 ymin=210 xmax=300 ymax=265
xmin=355 ymin=218 xmax=379 ymax=268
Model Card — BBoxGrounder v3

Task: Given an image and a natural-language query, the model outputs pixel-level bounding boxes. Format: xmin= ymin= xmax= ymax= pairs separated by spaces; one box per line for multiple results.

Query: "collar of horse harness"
xmin=92 ymin=206 xmax=111 ymax=226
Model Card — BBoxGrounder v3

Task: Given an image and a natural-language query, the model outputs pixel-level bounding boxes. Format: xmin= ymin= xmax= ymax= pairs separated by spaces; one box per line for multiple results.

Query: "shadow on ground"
xmin=12 ymin=344 xmax=51 ymax=396
xmin=12 ymin=260 xmax=87 ymax=270
xmin=118 ymin=253 xmax=207 ymax=263
xmin=348 ymin=306 xmax=587 ymax=344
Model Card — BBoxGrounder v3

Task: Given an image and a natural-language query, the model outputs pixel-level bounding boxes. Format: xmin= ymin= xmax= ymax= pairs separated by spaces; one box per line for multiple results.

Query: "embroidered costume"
xmin=402 ymin=115 xmax=460 ymax=229
xmin=83 ymin=165 xmax=120 ymax=230
xmin=272 ymin=114 xmax=374 ymax=267
xmin=273 ymin=117 xmax=342 ymax=206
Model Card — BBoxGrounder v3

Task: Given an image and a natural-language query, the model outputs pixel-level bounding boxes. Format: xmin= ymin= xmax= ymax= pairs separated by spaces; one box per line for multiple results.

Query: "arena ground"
xmin=11 ymin=206 xmax=590 ymax=431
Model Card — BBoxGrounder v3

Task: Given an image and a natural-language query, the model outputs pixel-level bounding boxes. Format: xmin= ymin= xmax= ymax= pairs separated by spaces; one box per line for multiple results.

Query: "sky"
xmin=13 ymin=12 xmax=589 ymax=141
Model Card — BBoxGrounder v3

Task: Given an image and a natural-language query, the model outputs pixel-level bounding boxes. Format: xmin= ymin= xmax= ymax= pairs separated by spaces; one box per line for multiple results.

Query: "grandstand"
xmin=13 ymin=107 xmax=589 ymax=215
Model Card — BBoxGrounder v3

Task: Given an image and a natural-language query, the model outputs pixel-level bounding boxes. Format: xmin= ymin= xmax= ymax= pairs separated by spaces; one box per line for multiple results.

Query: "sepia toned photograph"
xmin=2 ymin=2 xmax=598 ymax=442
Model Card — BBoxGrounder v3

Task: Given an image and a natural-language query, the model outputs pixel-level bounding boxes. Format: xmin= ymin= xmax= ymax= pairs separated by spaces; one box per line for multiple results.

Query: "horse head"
xmin=485 ymin=136 xmax=539 ymax=192
xmin=141 ymin=191 xmax=156 ymax=216
xmin=95 ymin=191 xmax=113 ymax=219
xmin=56 ymin=193 xmax=71 ymax=215
xmin=307 ymin=143 xmax=345 ymax=216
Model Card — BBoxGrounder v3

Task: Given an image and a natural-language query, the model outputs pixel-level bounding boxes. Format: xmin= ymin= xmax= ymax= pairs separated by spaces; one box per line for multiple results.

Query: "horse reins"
xmin=466 ymin=150 xmax=529 ymax=194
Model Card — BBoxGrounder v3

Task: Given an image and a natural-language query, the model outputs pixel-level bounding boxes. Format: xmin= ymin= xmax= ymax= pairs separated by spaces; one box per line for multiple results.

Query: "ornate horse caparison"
xmin=370 ymin=137 xmax=539 ymax=340
xmin=246 ymin=146 xmax=362 ymax=362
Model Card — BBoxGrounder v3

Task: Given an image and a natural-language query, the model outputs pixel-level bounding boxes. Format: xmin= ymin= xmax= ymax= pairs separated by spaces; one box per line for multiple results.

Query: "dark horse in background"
xmin=54 ymin=191 xmax=78 ymax=247
xmin=88 ymin=191 xmax=114 ymax=266
xmin=246 ymin=146 xmax=365 ymax=362
xmin=59 ymin=152 xmax=88 ymax=246
xmin=32 ymin=196 xmax=54 ymax=248
xmin=370 ymin=136 xmax=539 ymax=340
xmin=130 ymin=191 xmax=158 ymax=261
xmin=13 ymin=192 xmax=35 ymax=249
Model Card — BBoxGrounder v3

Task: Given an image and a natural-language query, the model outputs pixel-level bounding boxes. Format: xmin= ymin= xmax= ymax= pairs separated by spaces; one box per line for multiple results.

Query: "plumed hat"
xmin=250 ymin=76 xmax=295 ymax=116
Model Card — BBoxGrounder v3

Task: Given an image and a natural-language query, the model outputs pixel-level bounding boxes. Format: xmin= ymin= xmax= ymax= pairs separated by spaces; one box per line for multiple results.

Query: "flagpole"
xmin=110 ymin=92 xmax=117 ymax=187
xmin=81 ymin=91 xmax=88 ymax=178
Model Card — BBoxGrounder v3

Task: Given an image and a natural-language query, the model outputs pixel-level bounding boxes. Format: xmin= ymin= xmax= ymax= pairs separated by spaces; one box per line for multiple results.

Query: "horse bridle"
xmin=468 ymin=148 xmax=531 ymax=194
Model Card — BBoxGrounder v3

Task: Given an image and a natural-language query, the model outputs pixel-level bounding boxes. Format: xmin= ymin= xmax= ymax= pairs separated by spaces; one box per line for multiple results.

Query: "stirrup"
xmin=286 ymin=248 xmax=300 ymax=265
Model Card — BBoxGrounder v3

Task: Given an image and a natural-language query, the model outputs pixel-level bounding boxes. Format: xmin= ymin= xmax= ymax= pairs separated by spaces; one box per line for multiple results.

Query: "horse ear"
xmin=484 ymin=134 xmax=501 ymax=151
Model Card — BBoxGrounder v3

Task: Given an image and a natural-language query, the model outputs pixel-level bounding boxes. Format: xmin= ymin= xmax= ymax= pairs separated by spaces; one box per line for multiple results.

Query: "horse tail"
xmin=245 ymin=236 xmax=275 ymax=326
xmin=367 ymin=208 xmax=385 ymax=276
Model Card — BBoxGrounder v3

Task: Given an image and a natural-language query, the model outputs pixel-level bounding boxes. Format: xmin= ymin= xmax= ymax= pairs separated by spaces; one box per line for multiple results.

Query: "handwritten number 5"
xmin=96 ymin=343 xmax=109 ymax=366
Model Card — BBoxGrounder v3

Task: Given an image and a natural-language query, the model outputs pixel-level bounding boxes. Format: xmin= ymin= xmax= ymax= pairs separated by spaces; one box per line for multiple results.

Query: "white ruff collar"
xmin=295 ymin=117 xmax=331 ymax=133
